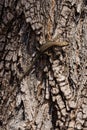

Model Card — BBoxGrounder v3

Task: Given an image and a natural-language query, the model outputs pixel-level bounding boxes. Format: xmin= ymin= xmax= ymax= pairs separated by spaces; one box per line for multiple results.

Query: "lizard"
xmin=19 ymin=39 xmax=69 ymax=82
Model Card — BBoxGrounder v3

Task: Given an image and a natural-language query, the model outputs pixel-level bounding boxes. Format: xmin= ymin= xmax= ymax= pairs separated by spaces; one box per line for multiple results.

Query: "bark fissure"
xmin=0 ymin=0 xmax=87 ymax=130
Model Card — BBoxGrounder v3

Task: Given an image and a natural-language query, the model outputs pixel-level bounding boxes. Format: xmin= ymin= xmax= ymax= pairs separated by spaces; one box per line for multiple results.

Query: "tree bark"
xmin=0 ymin=0 xmax=87 ymax=130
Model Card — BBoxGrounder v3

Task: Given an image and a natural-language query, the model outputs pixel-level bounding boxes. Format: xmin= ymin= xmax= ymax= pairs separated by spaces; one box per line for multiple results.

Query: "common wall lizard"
xmin=19 ymin=40 xmax=69 ymax=82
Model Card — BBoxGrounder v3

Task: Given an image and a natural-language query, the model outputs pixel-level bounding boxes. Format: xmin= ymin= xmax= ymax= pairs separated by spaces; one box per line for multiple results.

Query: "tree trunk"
xmin=0 ymin=0 xmax=87 ymax=130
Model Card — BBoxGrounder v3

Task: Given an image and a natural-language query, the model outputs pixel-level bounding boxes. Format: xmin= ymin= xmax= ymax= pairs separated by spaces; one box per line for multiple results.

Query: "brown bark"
xmin=0 ymin=0 xmax=87 ymax=130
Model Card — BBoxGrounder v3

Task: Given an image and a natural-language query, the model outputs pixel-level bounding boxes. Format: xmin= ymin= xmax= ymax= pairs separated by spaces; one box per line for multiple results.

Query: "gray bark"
xmin=0 ymin=0 xmax=87 ymax=130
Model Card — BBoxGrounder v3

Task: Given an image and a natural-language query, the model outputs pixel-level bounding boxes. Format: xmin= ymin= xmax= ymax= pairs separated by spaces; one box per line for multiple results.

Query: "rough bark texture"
xmin=0 ymin=0 xmax=87 ymax=130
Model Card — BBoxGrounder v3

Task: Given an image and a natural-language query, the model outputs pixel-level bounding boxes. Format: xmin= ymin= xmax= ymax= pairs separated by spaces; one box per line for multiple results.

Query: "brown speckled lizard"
xmin=19 ymin=40 xmax=69 ymax=82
